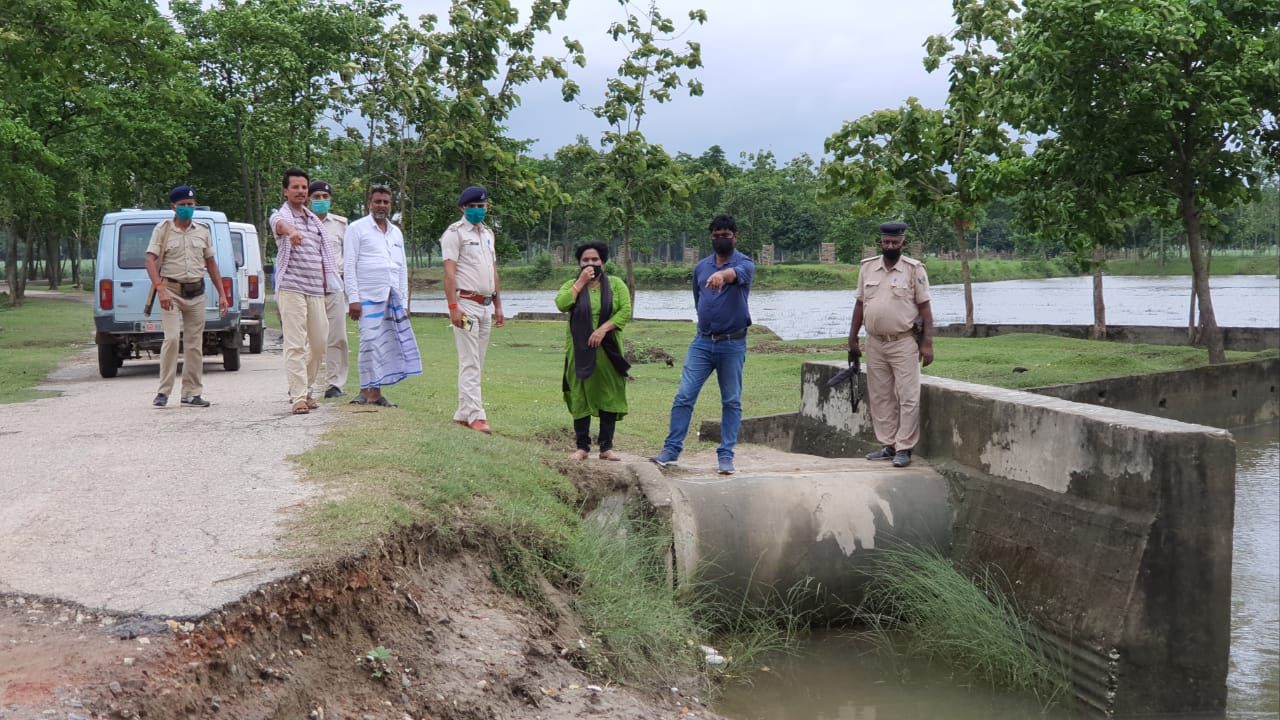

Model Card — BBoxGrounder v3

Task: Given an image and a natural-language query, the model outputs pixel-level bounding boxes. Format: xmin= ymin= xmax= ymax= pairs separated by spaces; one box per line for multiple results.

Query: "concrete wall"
xmin=1029 ymin=358 xmax=1279 ymax=428
xmin=934 ymin=323 xmax=1280 ymax=352
xmin=798 ymin=361 xmax=1236 ymax=717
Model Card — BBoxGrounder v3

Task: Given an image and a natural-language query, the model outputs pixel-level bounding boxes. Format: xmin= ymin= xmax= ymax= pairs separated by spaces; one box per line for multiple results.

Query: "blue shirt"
xmin=692 ymin=250 xmax=754 ymax=335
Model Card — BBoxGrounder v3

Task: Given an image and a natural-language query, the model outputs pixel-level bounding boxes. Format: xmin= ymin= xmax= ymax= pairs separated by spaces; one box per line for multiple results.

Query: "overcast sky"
xmin=400 ymin=0 xmax=956 ymax=164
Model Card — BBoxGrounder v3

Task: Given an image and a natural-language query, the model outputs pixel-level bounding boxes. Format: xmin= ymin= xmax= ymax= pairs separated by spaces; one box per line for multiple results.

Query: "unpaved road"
xmin=0 ymin=330 xmax=341 ymax=618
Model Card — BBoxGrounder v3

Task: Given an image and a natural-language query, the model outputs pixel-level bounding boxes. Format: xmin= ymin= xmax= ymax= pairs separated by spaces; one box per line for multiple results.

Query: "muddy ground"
xmin=0 ymin=527 xmax=726 ymax=720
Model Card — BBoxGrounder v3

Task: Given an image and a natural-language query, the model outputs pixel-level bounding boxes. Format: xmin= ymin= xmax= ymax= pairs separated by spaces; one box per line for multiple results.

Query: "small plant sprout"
xmin=364 ymin=645 xmax=393 ymax=679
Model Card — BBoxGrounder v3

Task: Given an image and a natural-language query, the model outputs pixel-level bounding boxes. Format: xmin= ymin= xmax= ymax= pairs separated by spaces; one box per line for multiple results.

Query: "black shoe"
xmin=153 ymin=393 xmax=168 ymax=407
xmin=323 ymin=385 xmax=344 ymax=399
xmin=181 ymin=395 xmax=211 ymax=407
xmin=866 ymin=446 xmax=895 ymax=461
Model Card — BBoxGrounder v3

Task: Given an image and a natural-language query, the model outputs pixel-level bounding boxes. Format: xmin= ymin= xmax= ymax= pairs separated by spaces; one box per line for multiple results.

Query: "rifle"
xmin=143 ymin=220 xmax=171 ymax=317
xmin=825 ymin=350 xmax=862 ymax=414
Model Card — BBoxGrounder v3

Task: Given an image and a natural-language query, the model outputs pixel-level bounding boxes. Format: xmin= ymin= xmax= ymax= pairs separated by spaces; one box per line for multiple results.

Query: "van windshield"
xmin=230 ymin=230 xmax=246 ymax=268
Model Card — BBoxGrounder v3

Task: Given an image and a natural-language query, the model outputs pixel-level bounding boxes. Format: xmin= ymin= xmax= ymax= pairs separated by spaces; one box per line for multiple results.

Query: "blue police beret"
xmin=168 ymin=185 xmax=195 ymax=203
xmin=457 ymin=186 xmax=488 ymax=206
xmin=308 ymin=180 xmax=332 ymax=196
xmin=879 ymin=222 xmax=907 ymax=236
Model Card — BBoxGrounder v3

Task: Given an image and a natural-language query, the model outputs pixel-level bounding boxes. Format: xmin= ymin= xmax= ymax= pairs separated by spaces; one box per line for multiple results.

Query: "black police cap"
xmin=879 ymin=222 xmax=907 ymax=236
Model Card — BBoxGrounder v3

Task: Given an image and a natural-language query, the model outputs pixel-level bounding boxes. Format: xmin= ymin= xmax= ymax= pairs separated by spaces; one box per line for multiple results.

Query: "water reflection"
xmin=715 ymin=423 xmax=1279 ymax=720
xmin=412 ymin=276 xmax=1280 ymax=341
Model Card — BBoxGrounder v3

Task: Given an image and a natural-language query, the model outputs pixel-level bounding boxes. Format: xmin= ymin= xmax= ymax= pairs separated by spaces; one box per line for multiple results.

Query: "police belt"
xmin=699 ymin=328 xmax=747 ymax=341
xmin=871 ymin=332 xmax=910 ymax=343
xmin=457 ymin=290 xmax=493 ymax=306
xmin=163 ymin=277 xmax=205 ymax=299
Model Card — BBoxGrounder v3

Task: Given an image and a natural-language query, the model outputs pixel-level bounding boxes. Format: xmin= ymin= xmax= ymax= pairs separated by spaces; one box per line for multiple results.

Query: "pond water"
xmin=712 ymin=423 xmax=1280 ymax=720
xmin=412 ymin=275 xmax=1280 ymax=340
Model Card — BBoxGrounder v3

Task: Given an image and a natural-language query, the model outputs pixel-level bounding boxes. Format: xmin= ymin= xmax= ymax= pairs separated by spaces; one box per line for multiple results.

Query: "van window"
xmin=230 ymin=230 xmax=246 ymax=268
xmin=118 ymin=223 xmax=160 ymax=269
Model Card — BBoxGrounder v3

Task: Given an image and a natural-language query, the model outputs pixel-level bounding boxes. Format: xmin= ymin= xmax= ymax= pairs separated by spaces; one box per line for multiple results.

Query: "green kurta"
xmin=555 ymin=275 xmax=631 ymax=420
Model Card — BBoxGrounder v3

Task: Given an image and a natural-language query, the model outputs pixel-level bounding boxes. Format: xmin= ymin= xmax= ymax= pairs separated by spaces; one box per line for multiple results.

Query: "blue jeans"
xmin=662 ymin=335 xmax=746 ymax=459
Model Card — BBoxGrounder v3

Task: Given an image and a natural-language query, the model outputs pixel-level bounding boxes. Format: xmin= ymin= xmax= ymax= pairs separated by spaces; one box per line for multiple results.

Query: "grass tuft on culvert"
xmin=852 ymin=545 xmax=1072 ymax=705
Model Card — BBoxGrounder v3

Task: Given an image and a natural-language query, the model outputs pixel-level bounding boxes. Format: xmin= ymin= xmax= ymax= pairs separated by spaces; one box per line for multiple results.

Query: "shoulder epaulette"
xmin=860 ymin=255 xmax=879 ymax=263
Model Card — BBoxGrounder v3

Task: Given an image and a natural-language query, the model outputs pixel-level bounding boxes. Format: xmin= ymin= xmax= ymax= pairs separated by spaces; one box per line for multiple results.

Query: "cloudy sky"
xmin=402 ymin=0 xmax=957 ymax=164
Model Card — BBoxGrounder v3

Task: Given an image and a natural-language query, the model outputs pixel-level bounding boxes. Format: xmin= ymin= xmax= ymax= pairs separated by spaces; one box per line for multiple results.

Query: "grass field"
xmin=0 ymin=297 xmax=94 ymax=403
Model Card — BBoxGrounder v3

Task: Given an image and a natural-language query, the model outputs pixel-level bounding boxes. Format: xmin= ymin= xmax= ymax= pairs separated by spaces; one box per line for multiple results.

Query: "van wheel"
xmin=248 ymin=328 xmax=263 ymax=354
xmin=98 ymin=343 xmax=120 ymax=378
xmin=223 ymin=346 xmax=241 ymax=372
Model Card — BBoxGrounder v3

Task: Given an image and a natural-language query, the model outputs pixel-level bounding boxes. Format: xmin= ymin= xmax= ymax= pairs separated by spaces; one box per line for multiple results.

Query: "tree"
xmin=823 ymin=1 xmax=1022 ymax=333
xmin=584 ymin=0 xmax=712 ymax=306
xmin=1002 ymin=0 xmax=1280 ymax=363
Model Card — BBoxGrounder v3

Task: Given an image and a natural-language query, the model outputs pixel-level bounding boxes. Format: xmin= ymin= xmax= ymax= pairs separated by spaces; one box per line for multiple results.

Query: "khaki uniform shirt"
xmin=146 ymin=220 xmax=213 ymax=282
xmin=856 ymin=255 xmax=930 ymax=336
xmin=439 ymin=218 xmax=496 ymax=296
xmin=320 ymin=213 xmax=348 ymax=277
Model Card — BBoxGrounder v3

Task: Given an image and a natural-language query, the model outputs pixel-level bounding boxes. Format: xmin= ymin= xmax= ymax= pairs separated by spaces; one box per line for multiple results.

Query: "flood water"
xmin=412 ymin=275 xmax=1280 ymax=340
xmin=713 ymin=423 xmax=1280 ymax=720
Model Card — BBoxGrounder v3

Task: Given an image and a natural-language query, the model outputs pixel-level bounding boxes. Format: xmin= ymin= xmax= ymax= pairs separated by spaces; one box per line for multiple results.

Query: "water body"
xmin=714 ymin=423 xmax=1280 ymax=720
xmin=413 ymin=275 xmax=1280 ymax=340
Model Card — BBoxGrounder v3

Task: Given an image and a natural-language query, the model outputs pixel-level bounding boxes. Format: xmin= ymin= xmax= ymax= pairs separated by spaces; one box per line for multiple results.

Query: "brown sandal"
xmin=292 ymin=400 xmax=310 ymax=415
xmin=305 ymin=396 xmax=319 ymax=410
xmin=599 ymin=450 xmax=622 ymax=462
xmin=570 ymin=449 xmax=589 ymax=461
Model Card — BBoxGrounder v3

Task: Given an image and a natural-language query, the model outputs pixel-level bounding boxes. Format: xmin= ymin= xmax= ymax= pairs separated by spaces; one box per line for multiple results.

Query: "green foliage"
xmin=528 ymin=252 xmax=555 ymax=283
xmin=0 ymin=298 xmax=93 ymax=403
xmin=854 ymin=545 xmax=1071 ymax=702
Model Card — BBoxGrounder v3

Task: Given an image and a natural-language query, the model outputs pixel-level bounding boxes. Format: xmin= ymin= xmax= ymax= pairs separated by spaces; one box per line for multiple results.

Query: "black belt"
xmin=457 ymin=290 xmax=493 ymax=306
xmin=163 ymin=277 xmax=205 ymax=299
xmin=699 ymin=329 xmax=747 ymax=341
xmin=872 ymin=332 xmax=909 ymax=342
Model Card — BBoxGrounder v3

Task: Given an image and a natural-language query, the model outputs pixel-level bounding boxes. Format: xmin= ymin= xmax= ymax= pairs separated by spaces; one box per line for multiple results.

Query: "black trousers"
xmin=574 ymin=411 xmax=618 ymax=452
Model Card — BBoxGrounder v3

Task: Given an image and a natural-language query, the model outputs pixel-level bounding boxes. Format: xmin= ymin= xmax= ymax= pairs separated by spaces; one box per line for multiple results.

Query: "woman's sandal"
xmin=291 ymin=400 xmax=310 ymax=415
xmin=570 ymin=449 xmax=589 ymax=461
xmin=599 ymin=450 xmax=622 ymax=461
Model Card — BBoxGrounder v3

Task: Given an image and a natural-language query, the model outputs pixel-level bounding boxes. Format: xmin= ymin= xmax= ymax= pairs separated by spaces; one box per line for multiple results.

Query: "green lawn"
xmin=0 ymin=297 xmax=94 ymax=403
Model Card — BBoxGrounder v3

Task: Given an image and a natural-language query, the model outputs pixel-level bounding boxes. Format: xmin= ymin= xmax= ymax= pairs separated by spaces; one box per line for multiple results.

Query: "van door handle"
xmin=120 ymin=282 xmax=133 ymax=287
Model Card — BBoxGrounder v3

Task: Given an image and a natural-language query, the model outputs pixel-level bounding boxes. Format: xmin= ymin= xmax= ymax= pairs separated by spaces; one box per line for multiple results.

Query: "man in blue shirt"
xmin=651 ymin=214 xmax=755 ymax=475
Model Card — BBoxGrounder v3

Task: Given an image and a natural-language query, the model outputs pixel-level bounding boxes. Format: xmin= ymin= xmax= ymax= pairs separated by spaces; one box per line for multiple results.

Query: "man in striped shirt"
xmin=270 ymin=167 xmax=342 ymax=415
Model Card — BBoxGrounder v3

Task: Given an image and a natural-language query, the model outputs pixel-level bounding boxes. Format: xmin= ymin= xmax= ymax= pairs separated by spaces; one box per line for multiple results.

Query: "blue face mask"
xmin=464 ymin=207 xmax=486 ymax=225
xmin=175 ymin=205 xmax=195 ymax=221
xmin=310 ymin=199 xmax=330 ymax=215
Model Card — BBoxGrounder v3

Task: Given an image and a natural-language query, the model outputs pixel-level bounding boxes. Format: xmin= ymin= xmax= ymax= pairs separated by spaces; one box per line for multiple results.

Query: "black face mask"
xmin=882 ymin=247 xmax=902 ymax=262
xmin=712 ymin=237 xmax=734 ymax=257
xmin=591 ymin=265 xmax=603 ymax=279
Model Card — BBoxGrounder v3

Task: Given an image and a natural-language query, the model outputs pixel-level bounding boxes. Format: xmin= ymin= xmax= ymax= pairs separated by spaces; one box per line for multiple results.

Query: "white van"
xmin=93 ymin=209 xmax=242 ymax=378
xmin=229 ymin=221 xmax=266 ymax=353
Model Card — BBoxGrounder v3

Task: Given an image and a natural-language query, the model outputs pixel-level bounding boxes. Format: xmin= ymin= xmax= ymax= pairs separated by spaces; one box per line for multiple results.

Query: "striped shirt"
xmin=270 ymin=202 xmax=340 ymax=297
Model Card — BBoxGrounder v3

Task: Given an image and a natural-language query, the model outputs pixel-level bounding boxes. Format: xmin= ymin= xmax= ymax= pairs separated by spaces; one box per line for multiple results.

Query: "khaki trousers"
xmin=324 ymin=290 xmax=349 ymax=390
xmin=451 ymin=298 xmax=492 ymax=423
xmin=158 ymin=292 xmax=206 ymax=397
xmin=279 ymin=290 xmax=328 ymax=405
xmin=865 ymin=334 xmax=922 ymax=451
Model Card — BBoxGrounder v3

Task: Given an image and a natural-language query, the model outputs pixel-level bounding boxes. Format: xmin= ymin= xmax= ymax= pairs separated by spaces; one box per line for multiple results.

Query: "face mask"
xmin=882 ymin=247 xmax=902 ymax=262
xmin=464 ymin=207 xmax=486 ymax=225
xmin=712 ymin=237 xmax=734 ymax=257
xmin=175 ymin=205 xmax=195 ymax=221
xmin=310 ymin=199 xmax=330 ymax=215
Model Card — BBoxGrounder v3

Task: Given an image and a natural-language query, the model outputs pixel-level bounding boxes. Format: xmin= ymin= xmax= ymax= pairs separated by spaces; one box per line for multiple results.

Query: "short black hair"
xmin=575 ymin=240 xmax=609 ymax=263
xmin=368 ymin=183 xmax=393 ymax=199
xmin=709 ymin=214 xmax=737 ymax=234
xmin=282 ymin=167 xmax=309 ymax=189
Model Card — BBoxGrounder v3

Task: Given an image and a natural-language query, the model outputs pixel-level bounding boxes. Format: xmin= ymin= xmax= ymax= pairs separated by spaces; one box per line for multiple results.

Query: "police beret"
xmin=457 ymin=185 xmax=488 ymax=206
xmin=879 ymin=222 xmax=907 ymax=236
xmin=168 ymin=185 xmax=195 ymax=203
xmin=307 ymin=180 xmax=332 ymax=196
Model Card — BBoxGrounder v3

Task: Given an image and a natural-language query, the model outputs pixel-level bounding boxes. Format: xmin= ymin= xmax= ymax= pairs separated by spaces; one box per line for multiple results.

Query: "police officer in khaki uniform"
xmin=145 ymin=185 xmax=229 ymax=407
xmin=848 ymin=222 xmax=934 ymax=467
xmin=440 ymin=185 xmax=505 ymax=434
xmin=308 ymin=180 xmax=350 ymax=398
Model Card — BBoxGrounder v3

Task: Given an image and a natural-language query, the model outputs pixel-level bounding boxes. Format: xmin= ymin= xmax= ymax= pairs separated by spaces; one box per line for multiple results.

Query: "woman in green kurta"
xmin=555 ymin=241 xmax=631 ymax=461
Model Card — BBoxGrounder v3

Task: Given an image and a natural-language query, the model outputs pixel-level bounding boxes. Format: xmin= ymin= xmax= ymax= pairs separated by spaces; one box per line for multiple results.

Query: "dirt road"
xmin=0 ymin=332 xmax=337 ymax=618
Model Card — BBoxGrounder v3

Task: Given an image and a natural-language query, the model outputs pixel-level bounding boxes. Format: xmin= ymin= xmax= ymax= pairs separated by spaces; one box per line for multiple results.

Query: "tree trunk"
xmin=1182 ymin=188 xmax=1225 ymax=363
xmin=4 ymin=221 xmax=22 ymax=305
xmin=955 ymin=220 xmax=974 ymax=334
xmin=623 ymin=219 xmax=636 ymax=308
xmin=45 ymin=232 xmax=60 ymax=289
xmin=1091 ymin=244 xmax=1106 ymax=340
